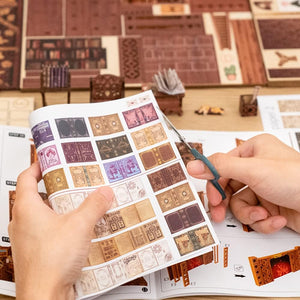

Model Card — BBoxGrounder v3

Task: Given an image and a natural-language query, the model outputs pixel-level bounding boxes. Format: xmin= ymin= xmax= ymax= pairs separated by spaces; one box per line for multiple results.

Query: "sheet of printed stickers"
xmin=29 ymin=90 xmax=218 ymax=299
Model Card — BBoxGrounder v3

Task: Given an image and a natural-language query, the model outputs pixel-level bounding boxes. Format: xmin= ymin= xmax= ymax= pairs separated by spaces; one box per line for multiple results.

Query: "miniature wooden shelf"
xmin=154 ymin=91 xmax=185 ymax=116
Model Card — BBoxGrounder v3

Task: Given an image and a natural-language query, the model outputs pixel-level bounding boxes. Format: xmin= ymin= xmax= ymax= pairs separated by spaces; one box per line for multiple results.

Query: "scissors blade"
xmin=159 ymin=110 xmax=192 ymax=151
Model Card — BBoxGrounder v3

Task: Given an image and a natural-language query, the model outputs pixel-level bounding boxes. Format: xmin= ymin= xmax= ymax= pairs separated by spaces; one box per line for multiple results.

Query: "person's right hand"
xmin=187 ymin=133 xmax=300 ymax=234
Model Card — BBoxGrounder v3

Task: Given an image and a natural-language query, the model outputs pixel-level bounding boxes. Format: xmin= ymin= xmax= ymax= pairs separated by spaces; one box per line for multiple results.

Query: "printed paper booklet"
xmin=1 ymin=91 xmax=218 ymax=299
xmin=1 ymin=92 xmax=300 ymax=299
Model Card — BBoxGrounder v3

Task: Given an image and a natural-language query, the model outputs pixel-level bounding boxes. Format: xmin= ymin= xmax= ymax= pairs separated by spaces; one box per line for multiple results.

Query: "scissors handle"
xmin=190 ymin=148 xmax=226 ymax=200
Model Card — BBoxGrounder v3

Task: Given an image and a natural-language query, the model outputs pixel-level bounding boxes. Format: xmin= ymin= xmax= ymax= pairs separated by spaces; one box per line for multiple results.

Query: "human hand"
xmin=8 ymin=162 xmax=114 ymax=300
xmin=187 ymin=134 xmax=300 ymax=234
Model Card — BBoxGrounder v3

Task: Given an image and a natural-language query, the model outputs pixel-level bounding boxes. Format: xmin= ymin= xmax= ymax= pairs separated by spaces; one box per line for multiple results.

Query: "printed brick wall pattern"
xmin=140 ymin=34 xmax=220 ymax=85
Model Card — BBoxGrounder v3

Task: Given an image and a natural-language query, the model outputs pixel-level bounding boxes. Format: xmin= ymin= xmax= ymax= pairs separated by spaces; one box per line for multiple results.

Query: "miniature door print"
xmin=55 ymin=118 xmax=89 ymax=138
xmin=31 ymin=120 xmax=54 ymax=149
xmin=96 ymin=135 xmax=133 ymax=160
xmin=89 ymin=114 xmax=124 ymax=136
xmin=62 ymin=141 xmax=96 ymax=163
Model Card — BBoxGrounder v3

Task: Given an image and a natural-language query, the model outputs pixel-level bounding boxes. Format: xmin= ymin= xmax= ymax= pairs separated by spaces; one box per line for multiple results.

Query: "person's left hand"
xmin=8 ymin=162 xmax=114 ymax=300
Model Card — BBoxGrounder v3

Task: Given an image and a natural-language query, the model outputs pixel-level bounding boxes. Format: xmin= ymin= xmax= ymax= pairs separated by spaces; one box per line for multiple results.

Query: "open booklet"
xmin=1 ymin=95 xmax=300 ymax=299
xmin=27 ymin=91 xmax=218 ymax=299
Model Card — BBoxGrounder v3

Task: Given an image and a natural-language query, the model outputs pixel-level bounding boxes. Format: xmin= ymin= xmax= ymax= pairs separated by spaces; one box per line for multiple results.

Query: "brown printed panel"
xmin=175 ymin=142 xmax=203 ymax=166
xmin=165 ymin=204 xmax=205 ymax=234
xmin=43 ymin=168 xmax=69 ymax=195
xmin=89 ymin=114 xmax=124 ymax=136
xmin=156 ymin=183 xmax=195 ymax=213
xmin=27 ymin=0 xmax=63 ymax=36
xmin=140 ymin=143 xmax=176 ymax=170
xmin=131 ymin=123 xmax=167 ymax=150
xmin=66 ymin=0 xmax=121 ymax=36
xmin=147 ymin=162 xmax=186 ymax=192
xmin=88 ymin=219 xmax=163 ymax=265
xmin=190 ymin=0 xmax=250 ymax=12
xmin=62 ymin=142 xmax=96 ymax=163
xmin=88 ymin=242 xmax=105 ymax=266
xmin=96 ymin=135 xmax=132 ymax=160
xmin=174 ymin=225 xmax=214 ymax=256
xmin=258 ymin=19 xmax=300 ymax=50
xmin=94 ymin=199 xmax=155 ymax=238
xmin=0 ymin=246 xmax=13 ymax=282
xmin=69 ymin=165 xmax=104 ymax=188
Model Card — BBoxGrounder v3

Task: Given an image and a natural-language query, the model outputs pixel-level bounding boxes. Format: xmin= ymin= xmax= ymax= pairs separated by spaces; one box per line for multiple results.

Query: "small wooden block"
xmin=239 ymin=94 xmax=258 ymax=117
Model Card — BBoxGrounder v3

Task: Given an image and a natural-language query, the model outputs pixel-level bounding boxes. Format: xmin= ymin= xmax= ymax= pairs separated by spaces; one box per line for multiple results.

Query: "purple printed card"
xmin=104 ymin=155 xmax=141 ymax=183
xmin=31 ymin=121 xmax=54 ymax=149
xmin=118 ymin=156 xmax=141 ymax=178
xmin=38 ymin=145 xmax=61 ymax=172
xmin=104 ymin=161 xmax=125 ymax=183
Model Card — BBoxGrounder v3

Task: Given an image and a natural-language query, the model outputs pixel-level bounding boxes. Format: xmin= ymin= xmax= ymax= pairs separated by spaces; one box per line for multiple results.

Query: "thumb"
xmin=187 ymin=153 xmax=264 ymax=184
xmin=77 ymin=186 xmax=114 ymax=225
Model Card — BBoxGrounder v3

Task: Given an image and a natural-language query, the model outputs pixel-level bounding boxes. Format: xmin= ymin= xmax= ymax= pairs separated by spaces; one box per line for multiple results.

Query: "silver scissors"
xmin=161 ymin=112 xmax=226 ymax=200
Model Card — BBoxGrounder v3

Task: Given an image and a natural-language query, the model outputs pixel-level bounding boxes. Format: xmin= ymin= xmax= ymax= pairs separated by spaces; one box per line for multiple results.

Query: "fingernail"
xmin=187 ymin=160 xmax=205 ymax=175
xmin=271 ymin=218 xmax=286 ymax=229
xmin=98 ymin=187 xmax=114 ymax=203
xmin=250 ymin=211 xmax=262 ymax=222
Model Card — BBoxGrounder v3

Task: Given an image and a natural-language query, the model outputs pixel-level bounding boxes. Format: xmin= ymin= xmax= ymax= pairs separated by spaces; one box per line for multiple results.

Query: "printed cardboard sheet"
xmin=29 ymin=91 xmax=218 ymax=299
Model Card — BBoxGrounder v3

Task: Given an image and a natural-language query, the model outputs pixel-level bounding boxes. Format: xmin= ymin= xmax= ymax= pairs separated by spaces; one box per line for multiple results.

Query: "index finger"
xmin=16 ymin=162 xmax=42 ymax=201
